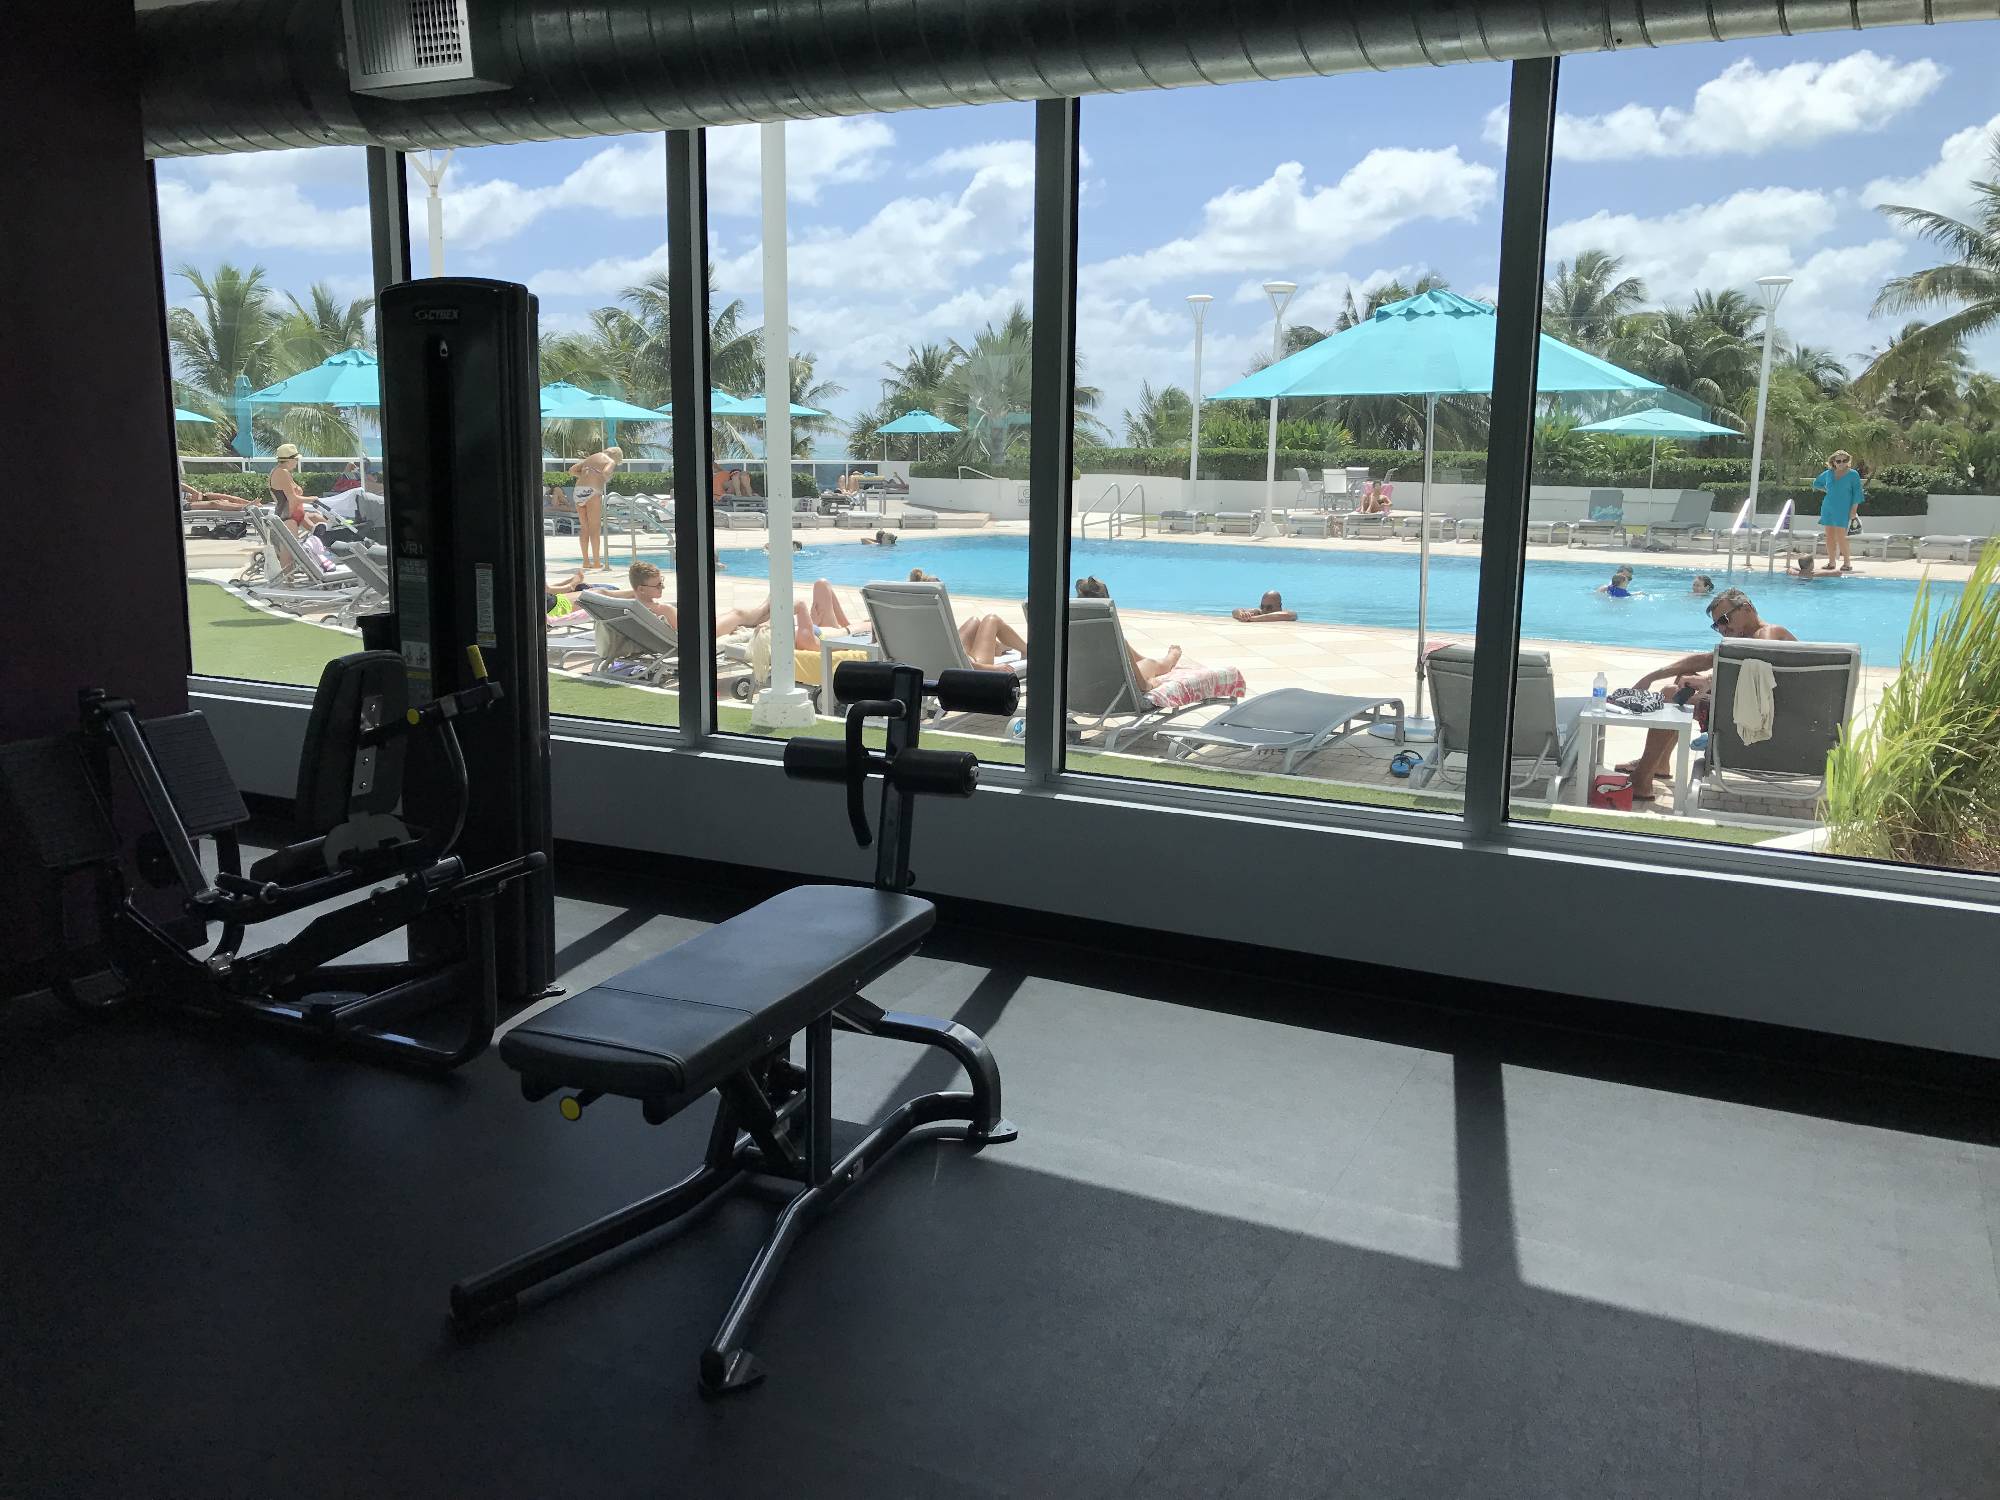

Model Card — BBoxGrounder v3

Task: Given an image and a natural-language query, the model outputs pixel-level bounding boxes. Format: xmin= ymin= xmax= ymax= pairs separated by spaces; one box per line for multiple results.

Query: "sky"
xmin=154 ymin=25 xmax=2000 ymax=453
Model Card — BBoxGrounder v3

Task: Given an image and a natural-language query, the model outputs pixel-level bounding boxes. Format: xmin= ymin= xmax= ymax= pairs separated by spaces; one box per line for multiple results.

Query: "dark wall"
xmin=0 ymin=0 xmax=188 ymax=739
xmin=0 ymin=0 xmax=190 ymax=978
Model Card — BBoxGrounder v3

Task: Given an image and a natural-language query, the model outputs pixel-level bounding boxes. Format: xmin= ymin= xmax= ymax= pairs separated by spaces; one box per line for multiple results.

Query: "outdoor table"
xmin=818 ymin=631 xmax=882 ymax=712
xmin=1577 ymin=701 xmax=1697 ymax=814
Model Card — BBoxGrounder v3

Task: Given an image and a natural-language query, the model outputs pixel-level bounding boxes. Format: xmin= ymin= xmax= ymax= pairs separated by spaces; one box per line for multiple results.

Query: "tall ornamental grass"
xmin=1823 ymin=545 xmax=2000 ymax=870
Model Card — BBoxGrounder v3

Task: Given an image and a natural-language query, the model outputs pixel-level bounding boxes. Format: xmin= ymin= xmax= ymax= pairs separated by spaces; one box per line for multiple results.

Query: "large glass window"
xmin=1523 ymin=28 xmax=2000 ymax=873
xmin=708 ymin=109 xmax=1037 ymax=760
xmin=158 ymin=147 xmax=376 ymax=687
xmin=1065 ymin=70 xmax=1514 ymax=812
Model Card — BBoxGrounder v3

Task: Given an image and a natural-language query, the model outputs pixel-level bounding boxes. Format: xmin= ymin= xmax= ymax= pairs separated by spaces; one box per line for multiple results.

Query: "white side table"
xmin=1577 ymin=702 xmax=1697 ymax=813
xmin=817 ymin=631 xmax=882 ymax=712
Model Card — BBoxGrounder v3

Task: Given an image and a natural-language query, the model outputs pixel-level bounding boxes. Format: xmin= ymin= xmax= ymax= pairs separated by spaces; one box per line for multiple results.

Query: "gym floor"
xmin=4 ymin=857 xmax=1999 ymax=1499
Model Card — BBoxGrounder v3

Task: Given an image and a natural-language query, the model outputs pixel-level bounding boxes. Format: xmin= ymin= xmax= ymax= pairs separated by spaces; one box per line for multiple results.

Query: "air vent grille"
xmin=343 ymin=0 xmax=502 ymax=97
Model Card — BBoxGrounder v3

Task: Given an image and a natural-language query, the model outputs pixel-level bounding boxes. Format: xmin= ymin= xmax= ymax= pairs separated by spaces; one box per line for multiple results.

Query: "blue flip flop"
xmin=1389 ymin=750 xmax=1423 ymax=779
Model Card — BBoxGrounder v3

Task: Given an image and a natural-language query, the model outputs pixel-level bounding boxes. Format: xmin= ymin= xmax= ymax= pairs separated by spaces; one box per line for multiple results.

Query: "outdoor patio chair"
xmin=1340 ymin=512 xmax=1396 ymax=540
xmin=1455 ymin=517 xmax=1484 ymax=543
xmin=1159 ymin=510 xmax=1206 ymax=533
xmin=1214 ymin=513 xmax=1261 ymax=536
xmin=1640 ymin=490 xmax=1715 ymax=550
xmin=233 ymin=507 xmax=370 ymax=619
xmin=859 ymin=581 xmax=1028 ymax=705
xmin=1286 ymin=512 xmax=1335 ymax=538
xmin=1916 ymin=535 xmax=1992 ymax=562
xmin=897 ymin=507 xmax=940 ymax=530
xmin=571 ymin=591 xmax=752 ymax=688
xmin=1567 ymin=490 xmax=1627 ymax=548
xmin=1395 ymin=513 xmax=1458 ymax=542
xmin=182 ymin=502 xmax=250 ymax=541
xmin=1159 ymin=687 xmax=1404 ymax=775
xmin=1693 ymin=639 xmax=1860 ymax=822
xmin=1065 ymin=597 xmax=1244 ymax=753
xmin=835 ymin=509 xmax=889 ymax=530
xmin=330 ymin=542 xmax=393 ymax=621
xmin=1850 ymin=531 xmax=1918 ymax=561
xmin=1293 ymin=467 xmax=1328 ymax=509
xmin=1415 ymin=646 xmax=1590 ymax=800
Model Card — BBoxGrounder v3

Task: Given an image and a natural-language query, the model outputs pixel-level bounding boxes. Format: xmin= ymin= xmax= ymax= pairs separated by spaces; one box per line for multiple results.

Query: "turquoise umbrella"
xmin=875 ymin=409 xmax=960 ymax=462
xmin=230 ymin=374 xmax=257 ymax=458
xmin=246 ymin=348 xmax=382 ymax=408
xmin=724 ymin=394 xmax=827 ymax=419
xmin=539 ymin=382 xmax=666 ymax=451
xmin=173 ymin=407 xmax=216 ymax=424
xmin=1575 ymin=405 xmax=1742 ymax=493
xmin=1209 ymin=290 xmax=1664 ymax=723
xmin=655 ymin=389 xmax=758 ymax=417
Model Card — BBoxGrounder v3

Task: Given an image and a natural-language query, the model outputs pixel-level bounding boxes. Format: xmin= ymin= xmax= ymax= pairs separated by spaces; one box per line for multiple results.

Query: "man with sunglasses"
xmin=1615 ymin=587 xmax=1794 ymax=801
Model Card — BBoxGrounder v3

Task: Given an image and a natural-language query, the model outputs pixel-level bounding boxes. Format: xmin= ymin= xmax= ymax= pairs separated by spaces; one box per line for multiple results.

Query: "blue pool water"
xmin=710 ymin=535 xmax=1959 ymax=664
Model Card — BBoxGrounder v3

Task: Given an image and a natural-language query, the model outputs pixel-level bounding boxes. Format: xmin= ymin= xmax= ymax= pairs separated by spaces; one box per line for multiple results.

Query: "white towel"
xmin=1733 ymin=657 xmax=1776 ymax=745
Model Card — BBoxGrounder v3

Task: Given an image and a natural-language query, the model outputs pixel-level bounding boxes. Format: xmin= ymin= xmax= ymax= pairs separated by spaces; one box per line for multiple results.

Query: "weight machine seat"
xmin=500 ymin=886 xmax=935 ymax=1103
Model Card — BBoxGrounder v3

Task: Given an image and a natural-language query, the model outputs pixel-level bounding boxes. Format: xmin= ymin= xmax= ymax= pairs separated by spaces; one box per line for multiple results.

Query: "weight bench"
xmin=452 ymin=662 xmax=1023 ymax=1395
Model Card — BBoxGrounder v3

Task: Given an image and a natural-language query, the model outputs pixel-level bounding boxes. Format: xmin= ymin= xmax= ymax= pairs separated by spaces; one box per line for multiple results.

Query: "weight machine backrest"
xmin=292 ymin=651 xmax=408 ymax=838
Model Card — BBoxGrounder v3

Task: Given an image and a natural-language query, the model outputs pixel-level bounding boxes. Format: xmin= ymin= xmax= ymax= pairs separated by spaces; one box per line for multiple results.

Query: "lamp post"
xmin=1746 ymin=275 xmax=1792 ymax=521
xmin=409 ymin=150 xmax=456 ymax=278
xmin=1257 ymin=280 xmax=1297 ymax=539
xmin=1186 ymin=293 xmax=1212 ymax=518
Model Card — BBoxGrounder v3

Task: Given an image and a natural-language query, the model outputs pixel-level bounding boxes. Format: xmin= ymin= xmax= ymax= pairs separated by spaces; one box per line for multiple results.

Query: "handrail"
xmin=1722 ymin=494 xmax=1757 ymax=576
xmin=1764 ymin=498 xmax=1797 ymax=574
xmin=1074 ymin=481 xmax=1149 ymax=540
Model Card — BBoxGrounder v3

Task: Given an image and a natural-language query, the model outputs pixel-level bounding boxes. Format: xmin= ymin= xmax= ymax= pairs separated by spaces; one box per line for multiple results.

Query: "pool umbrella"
xmin=247 ymin=348 xmax=383 ymax=408
xmin=1208 ymin=290 xmax=1663 ymax=725
xmin=723 ymin=394 xmax=827 ymax=419
xmin=654 ymin=389 xmax=758 ymax=416
xmin=876 ymin=409 xmax=960 ymax=462
xmin=173 ymin=407 xmax=216 ymax=424
xmin=1574 ymin=405 xmax=1741 ymax=493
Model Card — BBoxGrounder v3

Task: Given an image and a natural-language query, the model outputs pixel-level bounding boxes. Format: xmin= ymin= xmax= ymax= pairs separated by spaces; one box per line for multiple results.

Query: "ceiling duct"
xmin=342 ymin=0 xmax=513 ymax=99
xmin=139 ymin=0 xmax=1996 ymax=158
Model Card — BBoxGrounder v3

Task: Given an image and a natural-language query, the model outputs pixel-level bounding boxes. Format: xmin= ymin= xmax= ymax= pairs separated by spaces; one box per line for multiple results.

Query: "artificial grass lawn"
xmin=187 ymin=581 xmax=1770 ymax=847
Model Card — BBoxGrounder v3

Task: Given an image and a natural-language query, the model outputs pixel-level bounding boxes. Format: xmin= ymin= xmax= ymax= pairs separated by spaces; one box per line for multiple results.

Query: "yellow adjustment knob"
xmin=466 ymin=644 xmax=488 ymax=680
xmin=559 ymin=1095 xmax=582 ymax=1121
xmin=405 ymin=708 xmax=421 ymax=726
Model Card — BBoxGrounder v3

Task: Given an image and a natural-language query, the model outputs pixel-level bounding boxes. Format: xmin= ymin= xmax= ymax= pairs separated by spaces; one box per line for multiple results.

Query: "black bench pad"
xmin=499 ymin=886 xmax=935 ymax=1102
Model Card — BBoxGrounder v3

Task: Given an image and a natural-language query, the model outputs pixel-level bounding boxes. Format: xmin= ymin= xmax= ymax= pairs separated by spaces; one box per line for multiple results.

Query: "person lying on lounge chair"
xmin=713 ymin=466 xmax=755 ymax=499
xmin=1075 ymin=576 xmax=1185 ymax=688
xmin=180 ymin=480 xmax=250 ymax=512
xmin=1231 ymin=590 xmax=1297 ymax=623
xmin=788 ymin=579 xmax=873 ymax=647
xmin=619 ymin=560 xmax=771 ymax=637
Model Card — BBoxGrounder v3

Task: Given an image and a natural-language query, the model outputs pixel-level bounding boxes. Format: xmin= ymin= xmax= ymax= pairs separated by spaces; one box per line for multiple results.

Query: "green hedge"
xmin=541 ymin=471 xmax=675 ymax=496
xmin=178 ymin=470 xmax=337 ymax=499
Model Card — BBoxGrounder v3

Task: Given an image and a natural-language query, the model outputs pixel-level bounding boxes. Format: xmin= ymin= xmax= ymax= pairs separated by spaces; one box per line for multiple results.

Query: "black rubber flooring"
xmin=4 ymin=862 xmax=1998 ymax=1499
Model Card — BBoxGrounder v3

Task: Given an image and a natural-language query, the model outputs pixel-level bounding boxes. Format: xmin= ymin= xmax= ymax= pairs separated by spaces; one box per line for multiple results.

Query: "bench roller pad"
xmin=500 ymin=886 xmax=935 ymax=1102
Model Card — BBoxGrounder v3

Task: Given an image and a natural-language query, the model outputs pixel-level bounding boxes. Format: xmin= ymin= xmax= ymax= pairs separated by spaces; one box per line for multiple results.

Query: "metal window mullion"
xmin=1025 ymin=97 xmax=1081 ymax=784
xmin=1464 ymin=58 xmax=1559 ymax=841
xmin=366 ymin=146 xmax=411 ymax=293
xmin=667 ymin=129 xmax=716 ymax=744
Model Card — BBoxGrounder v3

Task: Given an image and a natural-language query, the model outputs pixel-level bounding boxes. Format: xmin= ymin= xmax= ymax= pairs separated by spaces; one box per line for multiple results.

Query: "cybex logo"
xmin=413 ymin=308 xmax=460 ymax=321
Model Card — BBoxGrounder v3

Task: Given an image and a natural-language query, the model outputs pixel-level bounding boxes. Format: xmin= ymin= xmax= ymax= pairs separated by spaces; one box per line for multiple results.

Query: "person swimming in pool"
xmin=1231 ymin=590 xmax=1297 ymax=623
xmin=1599 ymin=566 xmax=1636 ymax=598
xmin=1689 ymin=574 xmax=1714 ymax=596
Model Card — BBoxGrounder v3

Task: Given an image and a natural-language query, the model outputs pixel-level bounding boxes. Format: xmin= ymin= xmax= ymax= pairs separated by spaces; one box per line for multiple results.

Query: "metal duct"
xmin=140 ymin=0 xmax=1997 ymax=158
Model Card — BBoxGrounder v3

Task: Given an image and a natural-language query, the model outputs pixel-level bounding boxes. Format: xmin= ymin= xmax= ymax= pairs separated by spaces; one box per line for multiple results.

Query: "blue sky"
xmin=156 ymin=25 xmax=2000 ymax=451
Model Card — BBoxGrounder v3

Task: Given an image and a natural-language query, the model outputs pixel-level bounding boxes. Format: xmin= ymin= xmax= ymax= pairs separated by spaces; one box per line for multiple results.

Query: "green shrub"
xmin=1874 ymin=464 xmax=1962 ymax=493
xmin=177 ymin=469 xmax=339 ymax=499
xmin=1824 ymin=544 xmax=2000 ymax=870
xmin=541 ymin=471 xmax=675 ymax=496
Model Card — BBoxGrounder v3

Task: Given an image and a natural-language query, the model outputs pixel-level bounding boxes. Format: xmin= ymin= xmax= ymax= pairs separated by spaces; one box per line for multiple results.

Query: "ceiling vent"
xmin=341 ymin=0 xmax=510 ymax=99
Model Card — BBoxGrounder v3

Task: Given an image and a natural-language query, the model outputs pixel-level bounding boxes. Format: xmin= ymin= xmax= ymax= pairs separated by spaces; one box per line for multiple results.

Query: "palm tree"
xmin=1857 ymin=322 xmax=1969 ymax=427
xmin=1608 ymin=303 xmax=1754 ymax=425
xmin=929 ymin=305 xmax=1107 ymax=464
xmin=1776 ymin=341 xmax=1849 ymax=397
xmin=275 ymin=283 xmax=374 ymax=371
xmin=1542 ymin=250 xmax=1647 ymax=353
xmin=1861 ymin=127 xmax=2000 ymax=386
xmin=166 ymin=262 xmax=281 ymax=453
xmin=1122 ymin=381 xmax=1192 ymax=447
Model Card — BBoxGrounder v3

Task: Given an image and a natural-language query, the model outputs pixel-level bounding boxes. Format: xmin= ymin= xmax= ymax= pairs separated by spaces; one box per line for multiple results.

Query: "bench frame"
xmin=450 ymin=662 xmax=1023 ymax=1394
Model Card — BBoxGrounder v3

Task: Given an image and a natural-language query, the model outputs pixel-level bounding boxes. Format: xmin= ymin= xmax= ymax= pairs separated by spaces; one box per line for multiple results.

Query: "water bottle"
xmin=1592 ymin=671 xmax=1607 ymax=704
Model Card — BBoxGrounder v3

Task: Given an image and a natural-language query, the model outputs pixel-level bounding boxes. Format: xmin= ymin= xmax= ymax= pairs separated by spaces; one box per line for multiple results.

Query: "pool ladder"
xmin=1720 ymin=497 xmax=1801 ymax=576
xmin=1077 ymin=481 xmax=1148 ymax=540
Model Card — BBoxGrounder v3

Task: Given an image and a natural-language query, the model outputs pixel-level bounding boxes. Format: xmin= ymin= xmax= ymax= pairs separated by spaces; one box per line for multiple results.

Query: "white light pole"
xmin=1746 ymin=274 xmax=1792 ymax=519
xmin=1186 ymin=293 xmax=1212 ymax=518
xmin=751 ymin=122 xmax=815 ymax=730
xmin=409 ymin=149 xmax=456 ymax=278
xmin=1257 ymin=279 xmax=1297 ymax=539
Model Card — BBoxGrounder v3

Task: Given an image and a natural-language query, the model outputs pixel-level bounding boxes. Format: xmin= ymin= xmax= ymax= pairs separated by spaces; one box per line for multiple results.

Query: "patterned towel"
xmin=1146 ymin=665 xmax=1247 ymax=712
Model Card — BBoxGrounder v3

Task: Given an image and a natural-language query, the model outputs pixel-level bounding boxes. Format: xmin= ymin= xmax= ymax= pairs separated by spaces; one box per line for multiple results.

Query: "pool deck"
xmin=187 ymin=516 xmax=1916 ymax=820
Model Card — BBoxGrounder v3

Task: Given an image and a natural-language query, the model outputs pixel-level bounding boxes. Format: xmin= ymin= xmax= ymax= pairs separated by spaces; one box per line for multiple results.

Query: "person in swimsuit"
xmin=1074 ymin=576 xmax=1184 ymax=687
xmin=265 ymin=444 xmax=325 ymax=536
xmin=180 ymin=478 xmax=249 ymax=513
xmin=1599 ymin=566 xmax=1635 ymax=598
xmin=1231 ymin=590 xmax=1297 ymax=622
xmin=568 ymin=445 xmax=620 ymax=572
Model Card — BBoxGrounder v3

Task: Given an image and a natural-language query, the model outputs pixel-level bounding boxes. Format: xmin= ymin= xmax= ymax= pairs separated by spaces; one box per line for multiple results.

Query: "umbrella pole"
xmin=1648 ymin=437 xmax=1657 ymax=496
xmin=1414 ymin=393 xmax=1436 ymax=732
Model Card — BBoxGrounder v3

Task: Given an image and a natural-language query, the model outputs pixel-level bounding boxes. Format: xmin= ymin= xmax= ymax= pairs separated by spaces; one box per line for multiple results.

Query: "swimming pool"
xmin=710 ymin=535 xmax=1959 ymax=664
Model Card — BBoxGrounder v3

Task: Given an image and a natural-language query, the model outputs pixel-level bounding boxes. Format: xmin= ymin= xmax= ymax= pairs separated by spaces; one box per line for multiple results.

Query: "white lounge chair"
xmin=836 ymin=509 xmax=889 ymax=530
xmin=1567 ymin=490 xmax=1627 ymax=548
xmin=1640 ymin=490 xmax=1715 ymax=550
xmin=1693 ymin=640 xmax=1859 ymax=821
xmin=1916 ymin=535 xmax=1992 ymax=562
xmin=1160 ymin=687 xmax=1404 ymax=774
xmin=1285 ymin=512 xmax=1335 ymax=538
xmin=1340 ymin=513 xmax=1396 ymax=540
xmin=1065 ymin=597 xmax=1243 ymax=753
xmin=1850 ymin=530 xmax=1917 ymax=561
xmin=896 ymin=507 xmax=939 ymax=530
xmin=233 ymin=507 xmax=370 ymax=620
xmin=330 ymin=542 xmax=393 ymax=621
xmin=1416 ymin=646 xmax=1590 ymax=800
xmin=1159 ymin=510 xmax=1206 ymax=534
xmin=859 ymin=581 xmax=1027 ymax=703
xmin=571 ymin=591 xmax=751 ymax=688
xmin=1213 ymin=513 xmax=1261 ymax=536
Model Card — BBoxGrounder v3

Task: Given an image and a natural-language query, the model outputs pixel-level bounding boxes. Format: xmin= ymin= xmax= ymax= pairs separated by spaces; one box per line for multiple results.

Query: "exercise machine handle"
xmin=780 ymin=739 xmax=849 ymax=784
xmin=888 ymin=748 xmax=978 ymax=799
xmin=934 ymin=668 xmax=1019 ymax=717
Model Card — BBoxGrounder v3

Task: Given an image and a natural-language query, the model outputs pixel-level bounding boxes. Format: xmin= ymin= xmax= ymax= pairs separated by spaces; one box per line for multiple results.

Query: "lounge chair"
xmin=1567 ymin=490 xmax=1627 ymax=548
xmin=1455 ymin=516 xmax=1484 ymax=543
xmin=1395 ymin=513 xmax=1458 ymax=542
xmin=1640 ymin=489 xmax=1715 ymax=550
xmin=1916 ymin=535 xmax=1992 ymax=562
xmin=1850 ymin=530 xmax=1917 ymax=561
xmin=571 ymin=591 xmax=752 ymax=688
xmin=896 ymin=507 xmax=939 ymax=530
xmin=1065 ymin=597 xmax=1245 ymax=753
xmin=330 ymin=542 xmax=393 ymax=621
xmin=1416 ymin=646 xmax=1590 ymax=800
xmin=1214 ymin=513 xmax=1261 ymax=536
xmin=182 ymin=501 xmax=251 ymax=540
xmin=1286 ymin=512 xmax=1335 ymax=539
xmin=1693 ymin=640 xmax=1860 ymax=821
xmin=836 ymin=509 xmax=889 ymax=530
xmin=858 ymin=581 xmax=1028 ymax=701
xmin=1160 ymin=687 xmax=1404 ymax=774
xmin=1160 ymin=510 xmax=1206 ymax=533
xmin=234 ymin=507 xmax=370 ymax=619
xmin=1340 ymin=512 xmax=1396 ymax=540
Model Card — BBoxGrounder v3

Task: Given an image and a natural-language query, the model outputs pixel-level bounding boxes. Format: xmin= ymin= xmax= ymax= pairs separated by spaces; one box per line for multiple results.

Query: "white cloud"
xmin=1499 ymin=51 xmax=1945 ymax=162
xmin=705 ymin=117 xmax=897 ymax=214
xmin=155 ymin=147 xmax=372 ymax=255
xmin=1081 ymin=150 xmax=1495 ymax=291
xmin=1863 ymin=110 xmax=2000 ymax=228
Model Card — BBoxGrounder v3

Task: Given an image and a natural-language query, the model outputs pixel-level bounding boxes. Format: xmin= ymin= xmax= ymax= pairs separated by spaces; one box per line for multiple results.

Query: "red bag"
xmin=1589 ymin=773 xmax=1634 ymax=811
